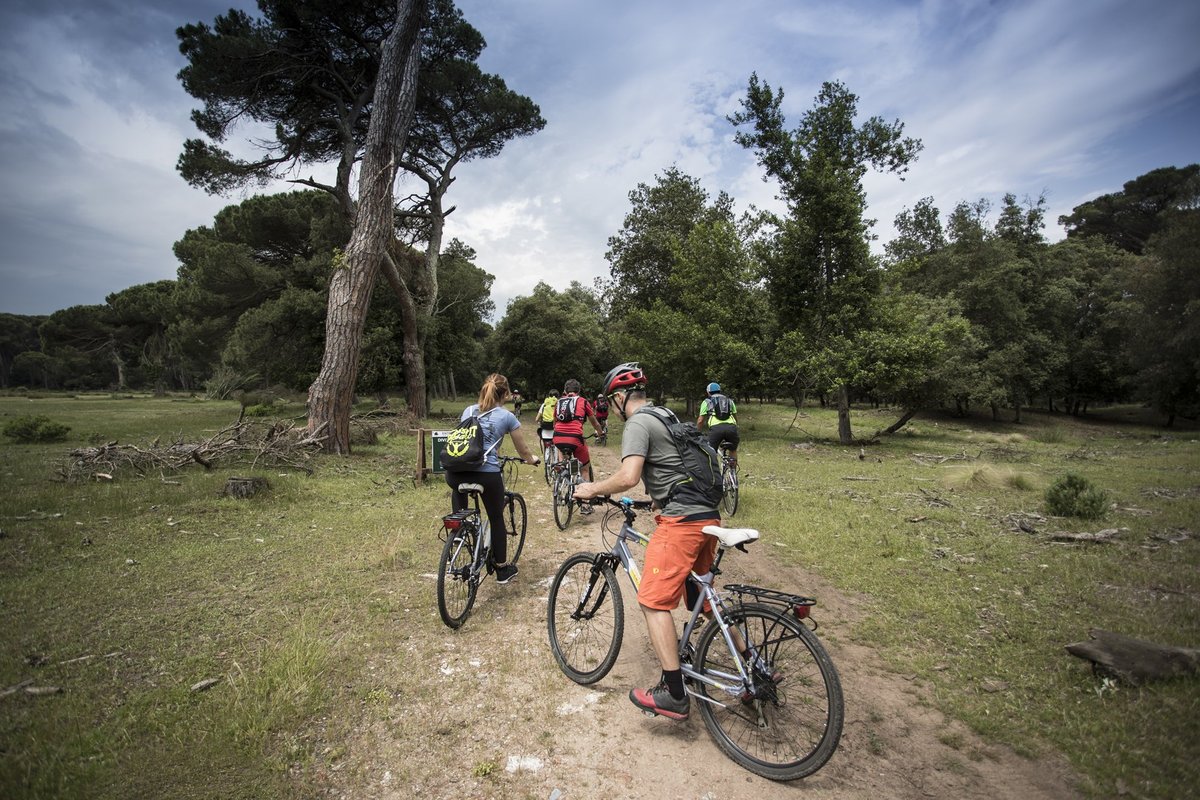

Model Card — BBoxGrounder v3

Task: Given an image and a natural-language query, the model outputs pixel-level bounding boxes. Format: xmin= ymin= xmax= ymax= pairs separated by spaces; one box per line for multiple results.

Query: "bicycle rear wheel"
xmin=553 ymin=470 xmax=574 ymax=530
xmin=504 ymin=492 xmax=527 ymax=564
xmin=436 ymin=527 xmax=479 ymax=629
xmin=722 ymin=464 xmax=739 ymax=516
xmin=693 ymin=603 xmax=843 ymax=781
xmin=547 ymin=553 xmax=625 ymax=684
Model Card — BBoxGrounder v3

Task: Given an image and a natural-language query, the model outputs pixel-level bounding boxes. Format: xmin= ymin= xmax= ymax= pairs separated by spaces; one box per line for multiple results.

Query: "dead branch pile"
xmin=60 ymin=420 xmax=327 ymax=482
xmin=350 ymin=408 xmax=420 ymax=444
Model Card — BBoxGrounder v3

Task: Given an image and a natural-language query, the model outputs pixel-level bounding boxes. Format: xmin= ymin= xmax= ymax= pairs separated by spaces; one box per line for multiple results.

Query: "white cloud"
xmin=1 ymin=0 xmax=1198 ymax=318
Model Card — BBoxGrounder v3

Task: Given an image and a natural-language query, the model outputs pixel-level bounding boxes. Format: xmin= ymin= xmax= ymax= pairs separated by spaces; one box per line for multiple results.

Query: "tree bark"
xmin=1065 ymin=628 xmax=1200 ymax=685
xmin=836 ymin=384 xmax=853 ymax=445
xmin=306 ymin=0 xmax=425 ymax=454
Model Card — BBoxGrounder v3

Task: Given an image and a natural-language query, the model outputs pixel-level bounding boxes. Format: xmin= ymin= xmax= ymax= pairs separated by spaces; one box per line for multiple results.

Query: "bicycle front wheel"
xmin=693 ymin=603 xmax=843 ymax=781
xmin=553 ymin=472 xmax=574 ymax=530
xmin=547 ymin=553 xmax=625 ymax=684
xmin=505 ymin=492 xmax=527 ymax=564
xmin=436 ymin=527 xmax=480 ymax=629
xmin=722 ymin=465 xmax=739 ymax=516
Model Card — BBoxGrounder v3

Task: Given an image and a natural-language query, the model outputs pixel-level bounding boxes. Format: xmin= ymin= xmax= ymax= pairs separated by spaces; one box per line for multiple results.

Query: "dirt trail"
xmin=321 ymin=444 xmax=1081 ymax=800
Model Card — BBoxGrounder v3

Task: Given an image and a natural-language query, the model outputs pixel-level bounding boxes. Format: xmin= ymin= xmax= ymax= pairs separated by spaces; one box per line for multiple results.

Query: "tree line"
xmin=6 ymin=156 xmax=1195 ymax=437
xmin=3 ymin=1 xmax=1196 ymax=447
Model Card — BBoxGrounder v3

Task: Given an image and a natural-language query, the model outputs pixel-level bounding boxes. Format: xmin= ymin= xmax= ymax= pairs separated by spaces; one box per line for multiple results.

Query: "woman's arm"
xmin=509 ymin=427 xmax=540 ymax=464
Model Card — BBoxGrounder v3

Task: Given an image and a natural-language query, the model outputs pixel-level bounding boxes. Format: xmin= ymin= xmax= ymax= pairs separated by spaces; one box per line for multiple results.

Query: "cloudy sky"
xmin=1 ymin=0 xmax=1198 ymax=318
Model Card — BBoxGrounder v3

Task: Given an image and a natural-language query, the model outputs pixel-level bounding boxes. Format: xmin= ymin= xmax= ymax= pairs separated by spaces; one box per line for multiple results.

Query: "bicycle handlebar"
xmin=498 ymin=454 xmax=539 ymax=466
xmin=579 ymin=495 xmax=653 ymax=511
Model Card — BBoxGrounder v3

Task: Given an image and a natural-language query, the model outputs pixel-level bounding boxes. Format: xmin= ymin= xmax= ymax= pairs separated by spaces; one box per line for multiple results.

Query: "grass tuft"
xmin=940 ymin=465 xmax=1038 ymax=491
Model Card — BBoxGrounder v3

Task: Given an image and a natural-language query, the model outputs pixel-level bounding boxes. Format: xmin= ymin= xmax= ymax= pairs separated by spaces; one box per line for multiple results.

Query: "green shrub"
xmin=1044 ymin=472 xmax=1109 ymax=519
xmin=243 ymin=403 xmax=275 ymax=417
xmin=3 ymin=414 xmax=71 ymax=443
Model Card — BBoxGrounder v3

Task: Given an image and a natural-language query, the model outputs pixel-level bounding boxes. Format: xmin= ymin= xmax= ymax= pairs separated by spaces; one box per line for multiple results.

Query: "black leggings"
xmin=445 ymin=470 xmax=511 ymax=564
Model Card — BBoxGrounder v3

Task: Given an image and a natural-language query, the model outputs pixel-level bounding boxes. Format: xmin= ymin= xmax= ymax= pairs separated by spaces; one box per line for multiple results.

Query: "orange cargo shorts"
xmin=638 ymin=514 xmax=720 ymax=611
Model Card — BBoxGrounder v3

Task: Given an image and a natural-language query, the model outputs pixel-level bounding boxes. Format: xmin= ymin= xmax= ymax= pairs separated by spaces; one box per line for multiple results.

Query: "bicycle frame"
xmin=588 ymin=500 xmax=759 ymax=706
xmin=441 ymin=486 xmax=491 ymax=577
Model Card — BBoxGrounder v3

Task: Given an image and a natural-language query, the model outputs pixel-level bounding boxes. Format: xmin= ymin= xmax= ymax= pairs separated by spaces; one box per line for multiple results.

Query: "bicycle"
xmin=546 ymin=497 xmax=843 ymax=781
xmin=549 ymin=440 xmax=595 ymax=531
xmin=436 ymin=467 xmax=528 ymax=629
xmin=719 ymin=442 xmax=739 ymax=516
xmin=595 ymin=419 xmax=608 ymax=446
xmin=541 ymin=429 xmax=558 ymax=485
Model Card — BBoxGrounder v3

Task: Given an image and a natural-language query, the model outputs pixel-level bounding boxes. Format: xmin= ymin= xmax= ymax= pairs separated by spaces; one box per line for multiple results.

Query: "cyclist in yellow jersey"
xmin=538 ymin=390 xmax=559 ymax=449
xmin=697 ymin=381 xmax=739 ymax=466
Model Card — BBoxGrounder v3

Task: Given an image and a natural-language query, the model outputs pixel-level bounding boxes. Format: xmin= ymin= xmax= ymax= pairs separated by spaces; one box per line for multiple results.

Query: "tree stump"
xmin=222 ymin=476 xmax=270 ymax=499
xmin=1065 ymin=628 xmax=1200 ymax=685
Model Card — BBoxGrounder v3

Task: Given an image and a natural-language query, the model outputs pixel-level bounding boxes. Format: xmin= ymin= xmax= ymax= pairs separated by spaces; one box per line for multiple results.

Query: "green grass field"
xmin=1 ymin=394 xmax=1197 ymax=798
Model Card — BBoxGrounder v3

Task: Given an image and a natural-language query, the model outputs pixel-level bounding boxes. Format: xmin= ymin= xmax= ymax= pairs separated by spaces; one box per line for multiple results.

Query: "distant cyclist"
xmin=697 ymin=381 xmax=738 ymax=467
xmin=538 ymin=390 xmax=559 ymax=448
xmin=552 ymin=379 xmax=602 ymax=476
xmin=594 ymin=392 xmax=610 ymax=439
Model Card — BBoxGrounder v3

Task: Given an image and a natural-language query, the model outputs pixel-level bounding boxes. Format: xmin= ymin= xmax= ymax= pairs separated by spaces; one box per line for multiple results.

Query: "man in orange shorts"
xmin=575 ymin=362 xmax=721 ymax=721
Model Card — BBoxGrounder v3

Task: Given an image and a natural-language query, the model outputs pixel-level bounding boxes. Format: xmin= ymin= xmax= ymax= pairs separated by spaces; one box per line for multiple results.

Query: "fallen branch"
xmin=1 ymin=680 xmax=34 ymax=698
xmin=1050 ymin=528 xmax=1125 ymax=544
xmin=1066 ymin=628 xmax=1200 ymax=685
xmin=909 ymin=450 xmax=973 ymax=465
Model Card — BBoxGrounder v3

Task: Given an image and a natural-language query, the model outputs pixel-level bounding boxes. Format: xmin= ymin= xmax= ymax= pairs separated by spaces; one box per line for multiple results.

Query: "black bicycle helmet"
xmin=603 ymin=362 xmax=646 ymax=394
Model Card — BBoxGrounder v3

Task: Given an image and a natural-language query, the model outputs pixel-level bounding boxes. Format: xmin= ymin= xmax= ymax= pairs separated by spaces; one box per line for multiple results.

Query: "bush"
xmin=243 ymin=403 xmax=275 ymax=417
xmin=1044 ymin=473 xmax=1109 ymax=519
xmin=3 ymin=414 xmax=71 ymax=443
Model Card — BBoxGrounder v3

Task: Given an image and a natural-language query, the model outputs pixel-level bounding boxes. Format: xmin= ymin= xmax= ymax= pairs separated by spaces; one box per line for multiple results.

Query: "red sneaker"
xmin=629 ymin=680 xmax=689 ymax=720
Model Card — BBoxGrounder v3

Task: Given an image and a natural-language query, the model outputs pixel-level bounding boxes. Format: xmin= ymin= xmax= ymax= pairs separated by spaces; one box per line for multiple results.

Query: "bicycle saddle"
xmin=703 ymin=526 xmax=759 ymax=548
xmin=457 ymin=483 xmax=485 ymax=495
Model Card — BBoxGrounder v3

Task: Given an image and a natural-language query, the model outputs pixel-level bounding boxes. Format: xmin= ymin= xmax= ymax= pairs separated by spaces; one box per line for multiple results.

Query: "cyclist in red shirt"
xmin=552 ymin=378 xmax=603 ymax=477
xmin=594 ymin=392 xmax=610 ymax=439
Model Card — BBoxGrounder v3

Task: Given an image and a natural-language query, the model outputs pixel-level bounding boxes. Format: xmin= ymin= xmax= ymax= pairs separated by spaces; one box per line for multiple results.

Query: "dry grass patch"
xmin=940 ymin=465 xmax=1039 ymax=492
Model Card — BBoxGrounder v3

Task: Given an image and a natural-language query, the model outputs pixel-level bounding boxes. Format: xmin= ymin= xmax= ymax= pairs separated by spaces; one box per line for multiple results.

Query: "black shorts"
xmin=707 ymin=423 xmax=739 ymax=452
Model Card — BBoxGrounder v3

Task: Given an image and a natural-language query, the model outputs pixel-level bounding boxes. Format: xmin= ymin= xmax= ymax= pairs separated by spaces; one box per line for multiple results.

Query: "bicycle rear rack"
xmin=724 ymin=583 xmax=815 ymax=610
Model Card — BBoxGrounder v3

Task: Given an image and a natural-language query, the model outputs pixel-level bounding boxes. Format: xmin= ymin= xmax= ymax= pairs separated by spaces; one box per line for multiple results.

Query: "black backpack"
xmin=709 ymin=393 xmax=733 ymax=421
xmin=555 ymin=395 xmax=582 ymax=423
xmin=637 ymin=406 xmax=723 ymax=509
xmin=441 ymin=408 xmax=501 ymax=471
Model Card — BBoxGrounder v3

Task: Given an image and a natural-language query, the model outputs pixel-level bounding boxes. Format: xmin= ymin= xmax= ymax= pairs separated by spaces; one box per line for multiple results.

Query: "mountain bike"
xmin=436 ymin=472 xmax=528 ymax=629
xmin=719 ymin=442 xmax=739 ymax=516
xmin=550 ymin=440 xmax=594 ymax=530
xmin=546 ymin=497 xmax=843 ymax=781
xmin=595 ymin=419 xmax=608 ymax=446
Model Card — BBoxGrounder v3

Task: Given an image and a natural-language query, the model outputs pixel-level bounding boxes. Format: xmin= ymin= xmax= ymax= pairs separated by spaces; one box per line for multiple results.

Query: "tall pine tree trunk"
xmin=307 ymin=0 xmax=424 ymax=453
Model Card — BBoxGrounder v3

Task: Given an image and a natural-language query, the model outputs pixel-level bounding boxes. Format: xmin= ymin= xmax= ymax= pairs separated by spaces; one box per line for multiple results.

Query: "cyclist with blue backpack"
xmin=697 ymin=382 xmax=739 ymax=467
